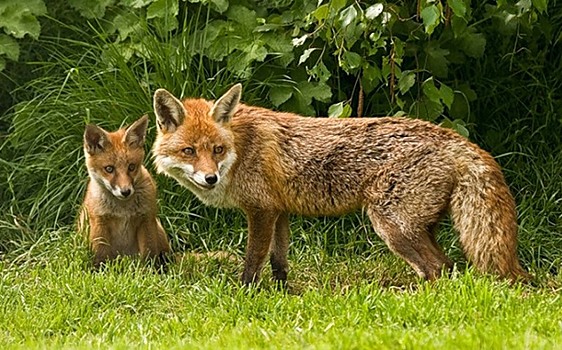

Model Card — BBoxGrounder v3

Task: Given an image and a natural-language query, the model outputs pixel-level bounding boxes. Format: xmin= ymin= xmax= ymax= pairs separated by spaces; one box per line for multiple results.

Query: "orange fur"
xmin=152 ymin=84 xmax=529 ymax=285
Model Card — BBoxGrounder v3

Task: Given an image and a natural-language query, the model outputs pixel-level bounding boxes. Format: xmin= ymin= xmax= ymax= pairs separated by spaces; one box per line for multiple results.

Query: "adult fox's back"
xmin=152 ymin=84 xmax=529 ymax=284
xmin=228 ymin=106 xmax=467 ymax=214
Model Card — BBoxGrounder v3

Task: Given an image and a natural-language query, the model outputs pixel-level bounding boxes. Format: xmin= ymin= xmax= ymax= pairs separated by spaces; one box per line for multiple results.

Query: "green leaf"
xmin=424 ymin=42 xmax=449 ymax=78
xmin=245 ymin=42 xmax=268 ymax=61
xmin=365 ymin=4 xmax=384 ymax=20
xmin=285 ymin=81 xmax=332 ymax=115
xmin=147 ymin=0 xmax=179 ymax=33
xmin=329 ymin=102 xmax=352 ymax=118
xmin=411 ymin=97 xmax=444 ymax=121
xmin=395 ymin=96 xmax=405 ymax=109
xmin=119 ymin=0 xmax=153 ymax=8
xmin=451 ymin=15 xmax=468 ymax=38
xmin=531 ymin=0 xmax=548 ymax=12
xmin=339 ymin=5 xmax=357 ymax=28
xmin=298 ymin=48 xmax=318 ymax=65
xmin=313 ymin=4 xmax=329 ymax=21
xmin=113 ymin=12 xmax=143 ymax=41
xmin=269 ymin=87 xmax=293 ymax=107
xmin=147 ymin=0 xmax=179 ymax=19
xmin=328 ymin=102 xmax=344 ymax=118
xmin=341 ymin=104 xmax=352 ymax=118
xmin=516 ymin=0 xmax=532 ymax=12
xmin=210 ymin=0 xmax=229 ymax=14
xmin=0 ymin=0 xmax=46 ymax=16
xmin=421 ymin=5 xmax=441 ymax=35
xmin=331 ymin=0 xmax=347 ymax=12
xmin=153 ymin=15 xmax=179 ymax=33
xmin=422 ymin=78 xmax=440 ymax=103
xmin=363 ymin=63 xmax=382 ymax=83
xmin=226 ymin=39 xmax=268 ymax=76
xmin=292 ymin=35 xmax=308 ymax=47
xmin=0 ymin=57 xmax=5 ymax=71
xmin=0 ymin=34 xmax=20 ymax=61
xmin=341 ymin=51 xmax=362 ymax=72
xmin=67 ymin=0 xmax=114 ymax=19
xmin=440 ymin=83 xmax=454 ymax=109
xmin=447 ymin=0 xmax=467 ymax=18
xmin=263 ymin=32 xmax=295 ymax=67
xmin=307 ymin=60 xmax=331 ymax=83
xmin=226 ymin=5 xmax=257 ymax=28
xmin=450 ymin=92 xmax=469 ymax=120
xmin=298 ymin=81 xmax=332 ymax=105
xmin=362 ymin=63 xmax=382 ymax=93
xmin=453 ymin=120 xmax=470 ymax=137
xmin=398 ymin=71 xmax=416 ymax=95
xmin=0 ymin=0 xmax=47 ymax=39
xmin=442 ymin=118 xmax=469 ymax=137
xmin=460 ymin=32 xmax=486 ymax=58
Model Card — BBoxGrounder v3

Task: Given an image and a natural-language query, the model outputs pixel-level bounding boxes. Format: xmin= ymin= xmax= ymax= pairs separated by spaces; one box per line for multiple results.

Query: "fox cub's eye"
xmin=128 ymin=164 xmax=136 ymax=172
xmin=183 ymin=147 xmax=195 ymax=156
xmin=213 ymin=146 xmax=224 ymax=154
xmin=104 ymin=166 xmax=114 ymax=173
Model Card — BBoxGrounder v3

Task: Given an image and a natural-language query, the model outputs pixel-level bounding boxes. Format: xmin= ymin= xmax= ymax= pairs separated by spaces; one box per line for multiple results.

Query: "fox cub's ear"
xmin=153 ymin=89 xmax=186 ymax=133
xmin=124 ymin=115 xmax=148 ymax=148
xmin=84 ymin=124 xmax=109 ymax=155
xmin=210 ymin=83 xmax=242 ymax=124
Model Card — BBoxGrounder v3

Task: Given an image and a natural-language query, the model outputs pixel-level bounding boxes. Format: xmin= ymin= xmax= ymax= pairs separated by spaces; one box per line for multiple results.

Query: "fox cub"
xmin=152 ymin=84 xmax=529 ymax=285
xmin=81 ymin=115 xmax=170 ymax=268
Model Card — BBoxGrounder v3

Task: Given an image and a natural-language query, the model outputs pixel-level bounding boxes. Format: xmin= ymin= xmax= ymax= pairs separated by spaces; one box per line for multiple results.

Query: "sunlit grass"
xmin=1 ymin=231 xmax=561 ymax=349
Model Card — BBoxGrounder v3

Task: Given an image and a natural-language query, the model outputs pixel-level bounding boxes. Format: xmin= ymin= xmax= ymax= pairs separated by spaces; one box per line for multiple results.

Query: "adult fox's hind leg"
xmin=364 ymin=150 xmax=455 ymax=279
xmin=367 ymin=207 xmax=452 ymax=280
xmin=427 ymin=221 xmax=454 ymax=272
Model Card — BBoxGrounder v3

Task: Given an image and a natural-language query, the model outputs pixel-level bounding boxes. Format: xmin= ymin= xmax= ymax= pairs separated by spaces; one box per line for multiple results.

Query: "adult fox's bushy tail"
xmin=450 ymin=149 xmax=529 ymax=281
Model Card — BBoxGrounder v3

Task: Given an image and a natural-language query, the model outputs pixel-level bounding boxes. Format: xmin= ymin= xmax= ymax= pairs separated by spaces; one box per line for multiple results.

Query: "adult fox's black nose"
xmin=205 ymin=174 xmax=218 ymax=185
xmin=121 ymin=189 xmax=131 ymax=197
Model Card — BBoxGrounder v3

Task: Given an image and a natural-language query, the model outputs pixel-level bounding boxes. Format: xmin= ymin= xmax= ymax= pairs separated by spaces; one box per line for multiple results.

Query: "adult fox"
xmin=81 ymin=115 xmax=170 ymax=268
xmin=152 ymin=84 xmax=529 ymax=285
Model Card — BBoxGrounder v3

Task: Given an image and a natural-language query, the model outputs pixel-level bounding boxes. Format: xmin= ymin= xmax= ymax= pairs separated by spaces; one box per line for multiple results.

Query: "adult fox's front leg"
xmin=270 ymin=212 xmax=290 ymax=285
xmin=241 ymin=209 xmax=279 ymax=285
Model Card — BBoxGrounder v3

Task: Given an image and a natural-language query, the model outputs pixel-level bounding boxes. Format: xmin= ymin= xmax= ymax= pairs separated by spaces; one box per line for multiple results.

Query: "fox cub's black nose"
xmin=205 ymin=174 xmax=218 ymax=185
xmin=121 ymin=189 xmax=132 ymax=197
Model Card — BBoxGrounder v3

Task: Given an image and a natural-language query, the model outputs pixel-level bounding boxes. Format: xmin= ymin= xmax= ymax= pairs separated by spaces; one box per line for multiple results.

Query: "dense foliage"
xmin=1 ymin=1 xmax=555 ymax=123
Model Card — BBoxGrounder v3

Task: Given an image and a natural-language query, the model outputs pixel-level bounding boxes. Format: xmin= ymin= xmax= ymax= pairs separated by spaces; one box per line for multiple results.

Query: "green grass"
xmin=1 ymin=230 xmax=561 ymax=350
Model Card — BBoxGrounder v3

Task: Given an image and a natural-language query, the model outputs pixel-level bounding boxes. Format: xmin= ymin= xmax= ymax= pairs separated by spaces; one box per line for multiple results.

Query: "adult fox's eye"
xmin=214 ymin=146 xmax=224 ymax=154
xmin=128 ymin=164 xmax=136 ymax=172
xmin=104 ymin=166 xmax=114 ymax=173
xmin=183 ymin=147 xmax=195 ymax=155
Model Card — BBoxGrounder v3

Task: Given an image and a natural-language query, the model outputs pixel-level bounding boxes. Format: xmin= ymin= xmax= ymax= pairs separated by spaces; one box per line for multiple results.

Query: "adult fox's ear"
xmin=124 ymin=115 xmax=148 ymax=148
xmin=84 ymin=124 xmax=109 ymax=155
xmin=210 ymin=83 xmax=242 ymax=124
xmin=153 ymin=89 xmax=186 ymax=133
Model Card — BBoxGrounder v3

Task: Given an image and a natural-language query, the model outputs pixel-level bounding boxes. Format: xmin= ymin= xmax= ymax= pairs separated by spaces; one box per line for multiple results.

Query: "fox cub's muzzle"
xmin=113 ymin=186 xmax=134 ymax=200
